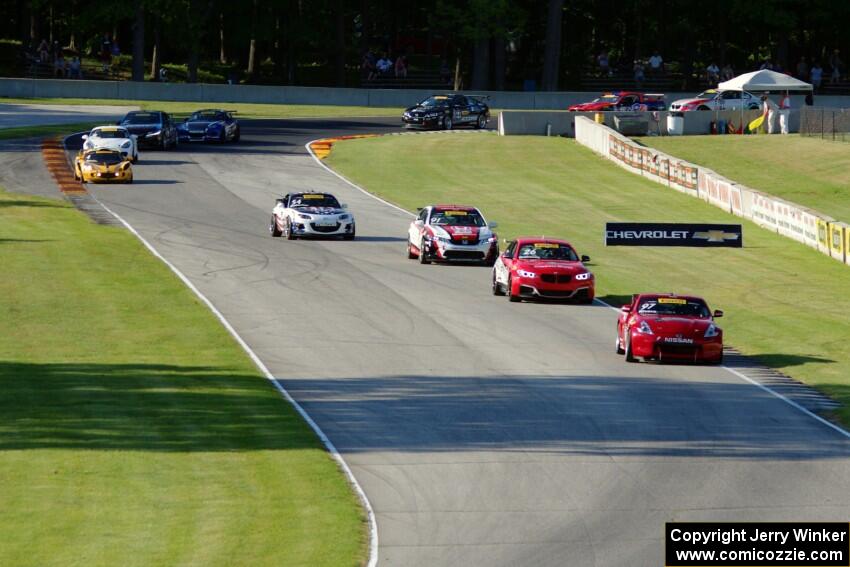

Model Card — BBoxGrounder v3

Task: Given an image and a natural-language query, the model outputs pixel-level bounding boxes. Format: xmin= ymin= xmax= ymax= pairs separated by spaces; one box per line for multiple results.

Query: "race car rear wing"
xmin=644 ymin=93 xmax=666 ymax=99
xmin=467 ymin=94 xmax=491 ymax=101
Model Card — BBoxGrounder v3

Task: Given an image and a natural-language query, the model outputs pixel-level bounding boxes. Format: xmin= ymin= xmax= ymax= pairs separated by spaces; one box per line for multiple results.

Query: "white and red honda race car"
xmin=407 ymin=205 xmax=499 ymax=265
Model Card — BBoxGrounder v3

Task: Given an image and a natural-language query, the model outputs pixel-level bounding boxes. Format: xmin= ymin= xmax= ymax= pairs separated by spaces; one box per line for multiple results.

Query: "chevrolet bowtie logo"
xmin=693 ymin=230 xmax=740 ymax=242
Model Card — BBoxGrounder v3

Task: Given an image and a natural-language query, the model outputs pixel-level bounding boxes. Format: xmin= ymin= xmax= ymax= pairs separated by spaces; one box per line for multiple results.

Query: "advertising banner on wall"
xmin=605 ymin=223 xmax=743 ymax=247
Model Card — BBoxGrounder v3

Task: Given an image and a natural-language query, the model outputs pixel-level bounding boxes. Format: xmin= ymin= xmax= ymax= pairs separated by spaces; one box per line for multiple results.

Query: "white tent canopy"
xmin=718 ymin=69 xmax=812 ymax=92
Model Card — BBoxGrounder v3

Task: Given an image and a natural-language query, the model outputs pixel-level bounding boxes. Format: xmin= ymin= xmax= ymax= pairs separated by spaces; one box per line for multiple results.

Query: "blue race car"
xmin=177 ymin=109 xmax=241 ymax=143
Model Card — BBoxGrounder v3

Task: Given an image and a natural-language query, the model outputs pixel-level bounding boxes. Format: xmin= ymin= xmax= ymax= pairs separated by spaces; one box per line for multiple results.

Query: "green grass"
xmin=327 ymin=134 xmax=850 ymax=427
xmin=641 ymin=135 xmax=850 ymax=223
xmin=0 ymin=97 xmax=401 ymax=119
xmin=0 ymin=121 xmax=99 ymax=140
xmin=0 ymin=189 xmax=366 ymax=566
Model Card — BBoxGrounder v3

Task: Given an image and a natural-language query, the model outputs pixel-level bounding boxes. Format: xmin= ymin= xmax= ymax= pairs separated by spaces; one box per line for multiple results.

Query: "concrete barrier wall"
xmin=574 ymin=116 xmax=844 ymax=266
xmin=4 ymin=77 xmax=850 ymax=111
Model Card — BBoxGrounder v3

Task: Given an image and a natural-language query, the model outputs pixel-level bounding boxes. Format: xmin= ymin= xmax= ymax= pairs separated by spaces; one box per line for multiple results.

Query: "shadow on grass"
xmin=0 ymin=238 xmax=55 ymax=244
xmin=0 ymin=199 xmax=66 ymax=209
xmin=752 ymin=353 xmax=835 ymax=368
xmin=0 ymin=361 xmax=319 ymax=452
xmin=596 ymin=294 xmax=634 ymax=308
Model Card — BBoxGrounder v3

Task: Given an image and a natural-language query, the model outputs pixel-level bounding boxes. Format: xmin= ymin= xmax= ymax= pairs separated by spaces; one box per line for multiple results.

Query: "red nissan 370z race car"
xmin=407 ymin=205 xmax=499 ymax=265
xmin=616 ymin=294 xmax=724 ymax=364
xmin=491 ymin=238 xmax=595 ymax=303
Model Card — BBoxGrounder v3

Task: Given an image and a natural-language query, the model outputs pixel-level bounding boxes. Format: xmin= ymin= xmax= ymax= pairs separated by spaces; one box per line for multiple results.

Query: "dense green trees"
xmin=4 ymin=0 xmax=850 ymax=89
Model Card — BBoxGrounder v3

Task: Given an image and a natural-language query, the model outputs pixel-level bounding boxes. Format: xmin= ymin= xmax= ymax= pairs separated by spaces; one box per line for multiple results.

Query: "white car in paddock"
xmin=669 ymin=89 xmax=761 ymax=112
xmin=81 ymin=126 xmax=139 ymax=162
xmin=269 ymin=192 xmax=355 ymax=240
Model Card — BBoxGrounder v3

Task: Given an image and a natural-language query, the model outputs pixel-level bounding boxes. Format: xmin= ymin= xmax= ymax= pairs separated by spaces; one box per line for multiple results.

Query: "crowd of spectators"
xmin=22 ymin=34 xmax=120 ymax=80
xmin=361 ymin=48 xmax=408 ymax=81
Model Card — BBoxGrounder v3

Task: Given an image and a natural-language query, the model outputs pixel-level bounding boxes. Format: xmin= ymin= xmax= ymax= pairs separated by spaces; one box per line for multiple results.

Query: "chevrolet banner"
xmin=605 ymin=223 xmax=743 ymax=247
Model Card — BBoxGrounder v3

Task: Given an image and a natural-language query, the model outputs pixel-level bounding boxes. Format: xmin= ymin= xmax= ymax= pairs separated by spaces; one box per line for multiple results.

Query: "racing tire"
xmin=418 ymin=244 xmax=431 ymax=264
xmin=507 ymin=276 xmax=520 ymax=302
xmin=475 ymin=115 xmax=486 ymax=129
xmin=124 ymin=176 xmax=133 ymax=184
xmin=343 ymin=228 xmax=355 ymax=241
xmin=624 ymin=333 xmax=637 ymax=362
xmin=407 ymin=240 xmax=417 ymax=259
xmin=232 ymin=127 xmax=240 ymax=143
xmin=270 ymin=215 xmax=282 ymax=237
xmin=284 ymin=218 xmax=296 ymax=240
xmin=491 ymin=271 xmax=504 ymax=296
xmin=219 ymin=131 xmax=226 ymax=144
xmin=697 ymin=105 xmax=711 ymax=111
xmin=443 ymin=116 xmax=453 ymax=131
xmin=160 ymin=137 xmax=167 ymax=151
xmin=616 ymin=332 xmax=625 ymax=355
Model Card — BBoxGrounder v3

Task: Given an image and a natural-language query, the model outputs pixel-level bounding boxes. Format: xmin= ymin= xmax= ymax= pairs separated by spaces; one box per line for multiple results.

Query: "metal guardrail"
xmin=800 ymin=106 xmax=850 ymax=142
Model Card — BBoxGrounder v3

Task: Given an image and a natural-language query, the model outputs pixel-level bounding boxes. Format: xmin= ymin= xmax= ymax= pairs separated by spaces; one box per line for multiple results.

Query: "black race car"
xmin=118 ymin=110 xmax=179 ymax=150
xmin=402 ymin=94 xmax=490 ymax=130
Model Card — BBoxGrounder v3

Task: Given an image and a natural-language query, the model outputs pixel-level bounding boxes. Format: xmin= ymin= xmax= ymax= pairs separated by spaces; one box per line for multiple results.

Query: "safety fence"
xmin=574 ymin=116 xmax=850 ymax=267
xmin=800 ymin=107 xmax=850 ymax=142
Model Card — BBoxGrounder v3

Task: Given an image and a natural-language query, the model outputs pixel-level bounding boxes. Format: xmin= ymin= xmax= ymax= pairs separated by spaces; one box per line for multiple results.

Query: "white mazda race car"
xmin=270 ymin=192 xmax=355 ymax=240
xmin=669 ymin=89 xmax=761 ymax=112
xmin=81 ymin=126 xmax=139 ymax=162
xmin=407 ymin=204 xmax=499 ymax=265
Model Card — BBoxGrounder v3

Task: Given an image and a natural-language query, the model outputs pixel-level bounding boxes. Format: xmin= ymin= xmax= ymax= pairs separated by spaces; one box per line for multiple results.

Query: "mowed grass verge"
xmin=327 ymin=134 xmax=850 ymax=426
xmin=0 ymin=189 xmax=365 ymax=566
xmin=0 ymin=96 xmax=401 ymax=119
xmin=642 ymin=134 xmax=850 ymax=223
xmin=0 ymin=121 xmax=98 ymax=140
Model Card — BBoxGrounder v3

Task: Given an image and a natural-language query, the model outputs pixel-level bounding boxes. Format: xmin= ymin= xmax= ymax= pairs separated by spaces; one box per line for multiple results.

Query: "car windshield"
xmin=697 ymin=90 xmax=718 ymax=98
xmin=430 ymin=209 xmax=484 ymax=226
xmin=419 ymin=96 xmax=450 ymax=107
xmin=191 ymin=111 xmax=224 ymax=121
xmin=123 ymin=113 xmax=161 ymax=125
xmin=517 ymin=242 xmax=578 ymax=261
xmin=85 ymin=153 xmax=123 ymax=165
xmin=290 ymin=194 xmax=341 ymax=208
xmin=593 ymin=95 xmax=619 ymax=102
xmin=91 ymin=129 xmax=127 ymax=139
xmin=637 ymin=297 xmax=711 ymax=317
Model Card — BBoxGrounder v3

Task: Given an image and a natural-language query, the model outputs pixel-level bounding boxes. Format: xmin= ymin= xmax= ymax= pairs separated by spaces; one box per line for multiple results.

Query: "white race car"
xmin=669 ymin=89 xmax=761 ymax=111
xmin=407 ymin=205 xmax=499 ymax=265
xmin=81 ymin=126 xmax=139 ymax=162
xmin=270 ymin=192 xmax=355 ymax=240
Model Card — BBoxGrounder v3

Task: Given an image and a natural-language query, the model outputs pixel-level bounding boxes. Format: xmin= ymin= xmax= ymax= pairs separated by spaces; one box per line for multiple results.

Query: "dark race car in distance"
xmin=568 ymin=91 xmax=667 ymax=112
xmin=177 ymin=109 xmax=240 ymax=143
xmin=118 ymin=110 xmax=179 ymax=150
xmin=402 ymin=94 xmax=490 ymax=130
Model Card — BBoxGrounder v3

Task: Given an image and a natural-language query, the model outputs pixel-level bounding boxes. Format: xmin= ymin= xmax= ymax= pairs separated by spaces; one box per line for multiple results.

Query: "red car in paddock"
xmin=491 ymin=238 xmax=595 ymax=303
xmin=407 ymin=205 xmax=499 ymax=265
xmin=616 ymin=294 xmax=724 ymax=364
xmin=567 ymin=91 xmax=667 ymax=112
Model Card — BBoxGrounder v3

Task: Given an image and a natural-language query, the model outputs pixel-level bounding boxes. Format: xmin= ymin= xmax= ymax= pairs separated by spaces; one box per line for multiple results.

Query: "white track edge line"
xmin=63 ymin=134 xmax=379 ymax=567
xmin=308 ymin=136 xmax=850 ymax=442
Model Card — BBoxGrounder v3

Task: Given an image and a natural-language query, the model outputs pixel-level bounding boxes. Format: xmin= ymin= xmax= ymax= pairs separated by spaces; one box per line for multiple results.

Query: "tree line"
xmin=4 ymin=0 xmax=850 ymax=89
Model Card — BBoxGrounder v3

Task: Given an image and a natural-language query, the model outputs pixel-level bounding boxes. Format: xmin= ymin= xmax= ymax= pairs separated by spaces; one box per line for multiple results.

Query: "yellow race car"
xmin=74 ymin=149 xmax=134 ymax=184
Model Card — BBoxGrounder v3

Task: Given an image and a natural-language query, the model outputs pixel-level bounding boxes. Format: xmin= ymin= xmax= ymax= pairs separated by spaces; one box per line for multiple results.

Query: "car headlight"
xmin=635 ymin=320 xmax=654 ymax=335
xmin=517 ymin=270 xmax=536 ymax=278
xmin=121 ymin=140 xmax=131 ymax=148
xmin=704 ymin=324 xmax=720 ymax=338
xmin=297 ymin=213 xmax=313 ymax=220
xmin=339 ymin=214 xmax=350 ymax=221
xmin=575 ymin=272 xmax=592 ymax=280
xmin=481 ymin=235 xmax=497 ymax=243
xmin=146 ymin=130 xmax=161 ymax=137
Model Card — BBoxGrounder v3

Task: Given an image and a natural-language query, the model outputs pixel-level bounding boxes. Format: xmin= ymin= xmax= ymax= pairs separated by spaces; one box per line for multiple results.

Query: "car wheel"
xmin=284 ymin=218 xmax=296 ymax=240
xmin=343 ymin=228 xmax=355 ymax=241
xmin=492 ymin=271 xmax=504 ymax=296
xmin=475 ymin=115 xmax=486 ymax=129
xmin=616 ymin=331 xmax=625 ymax=354
xmin=507 ymin=275 xmax=520 ymax=302
xmin=624 ymin=333 xmax=636 ymax=362
xmin=419 ymin=243 xmax=431 ymax=264
xmin=233 ymin=127 xmax=240 ymax=143
xmin=219 ymin=130 xmax=226 ymax=144
xmin=443 ymin=115 xmax=453 ymax=130
xmin=697 ymin=105 xmax=711 ymax=111
xmin=407 ymin=240 xmax=417 ymax=259
xmin=270 ymin=215 xmax=282 ymax=237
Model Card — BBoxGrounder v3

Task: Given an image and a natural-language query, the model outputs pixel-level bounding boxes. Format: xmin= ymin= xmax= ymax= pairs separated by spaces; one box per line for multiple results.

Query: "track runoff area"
xmin=71 ymin=116 xmax=850 ymax=567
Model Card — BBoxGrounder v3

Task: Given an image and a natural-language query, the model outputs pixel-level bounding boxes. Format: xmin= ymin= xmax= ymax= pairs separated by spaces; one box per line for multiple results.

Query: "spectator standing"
xmin=68 ymin=56 xmax=82 ymax=79
xmin=762 ymin=95 xmax=779 ymax=134
xmin=648 ymin=51 xmax=663 ymax=76
xmin=37 ymin=39 xmax=49 ymax=63
xmin=633 ymin=59 xmax=645 ymax=88
xmin=158 ymin=67 xmax=168 ymax=82
xmin=597 ymin=50 xmax=610 ymax=77
xmin=778 ymin=90 xmax=791 ymax=134
xmin=829 ymin=49 xmax=843 ymax=84
xmin=721 ymin=62 xmax=734 ymax=81
xmin=53 ymin=52 xmax=66 ymax=77
xmin=376 ymin=54 xmax=392 ymax=75
xmin=796 ymin=57 xmax=809 ymax=81
xmin=810 ymin=62 xmax=823 ymax=90
xmin=394 ymin=54 xmax=407 ymax=78
xmin=100 ymin=34 xmax=112 ymax=73
xmin=706 ymin=62 xmax=720 ymax=85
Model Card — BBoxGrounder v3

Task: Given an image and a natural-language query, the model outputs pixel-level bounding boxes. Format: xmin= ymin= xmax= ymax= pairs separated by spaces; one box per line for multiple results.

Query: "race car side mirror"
xmin=414 ymin=220 xmax=424 ymax=227
xmin=488 ymin=221 xmax=498 ymax=229
xmin=713 ymin=309 xmax=724 ymax=318
xmin=581 ymin=255 xmax=590 ymax=262
xmin=621 ymin=305 xmax=631 ymax=312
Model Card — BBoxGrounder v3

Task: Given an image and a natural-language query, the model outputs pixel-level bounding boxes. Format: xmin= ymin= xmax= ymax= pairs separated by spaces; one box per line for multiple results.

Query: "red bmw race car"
xmin=491 ymin=238 xmax=594 ymax=303
xmin=616 ymin=294 xmax=724 ymax=364
xmin=407 ymin=205 xmax=499 ymax=265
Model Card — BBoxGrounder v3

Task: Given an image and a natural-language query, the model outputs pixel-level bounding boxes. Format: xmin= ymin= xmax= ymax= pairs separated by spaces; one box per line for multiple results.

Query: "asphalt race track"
xmin=65 ymin=118 xmax=850 ymax=566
